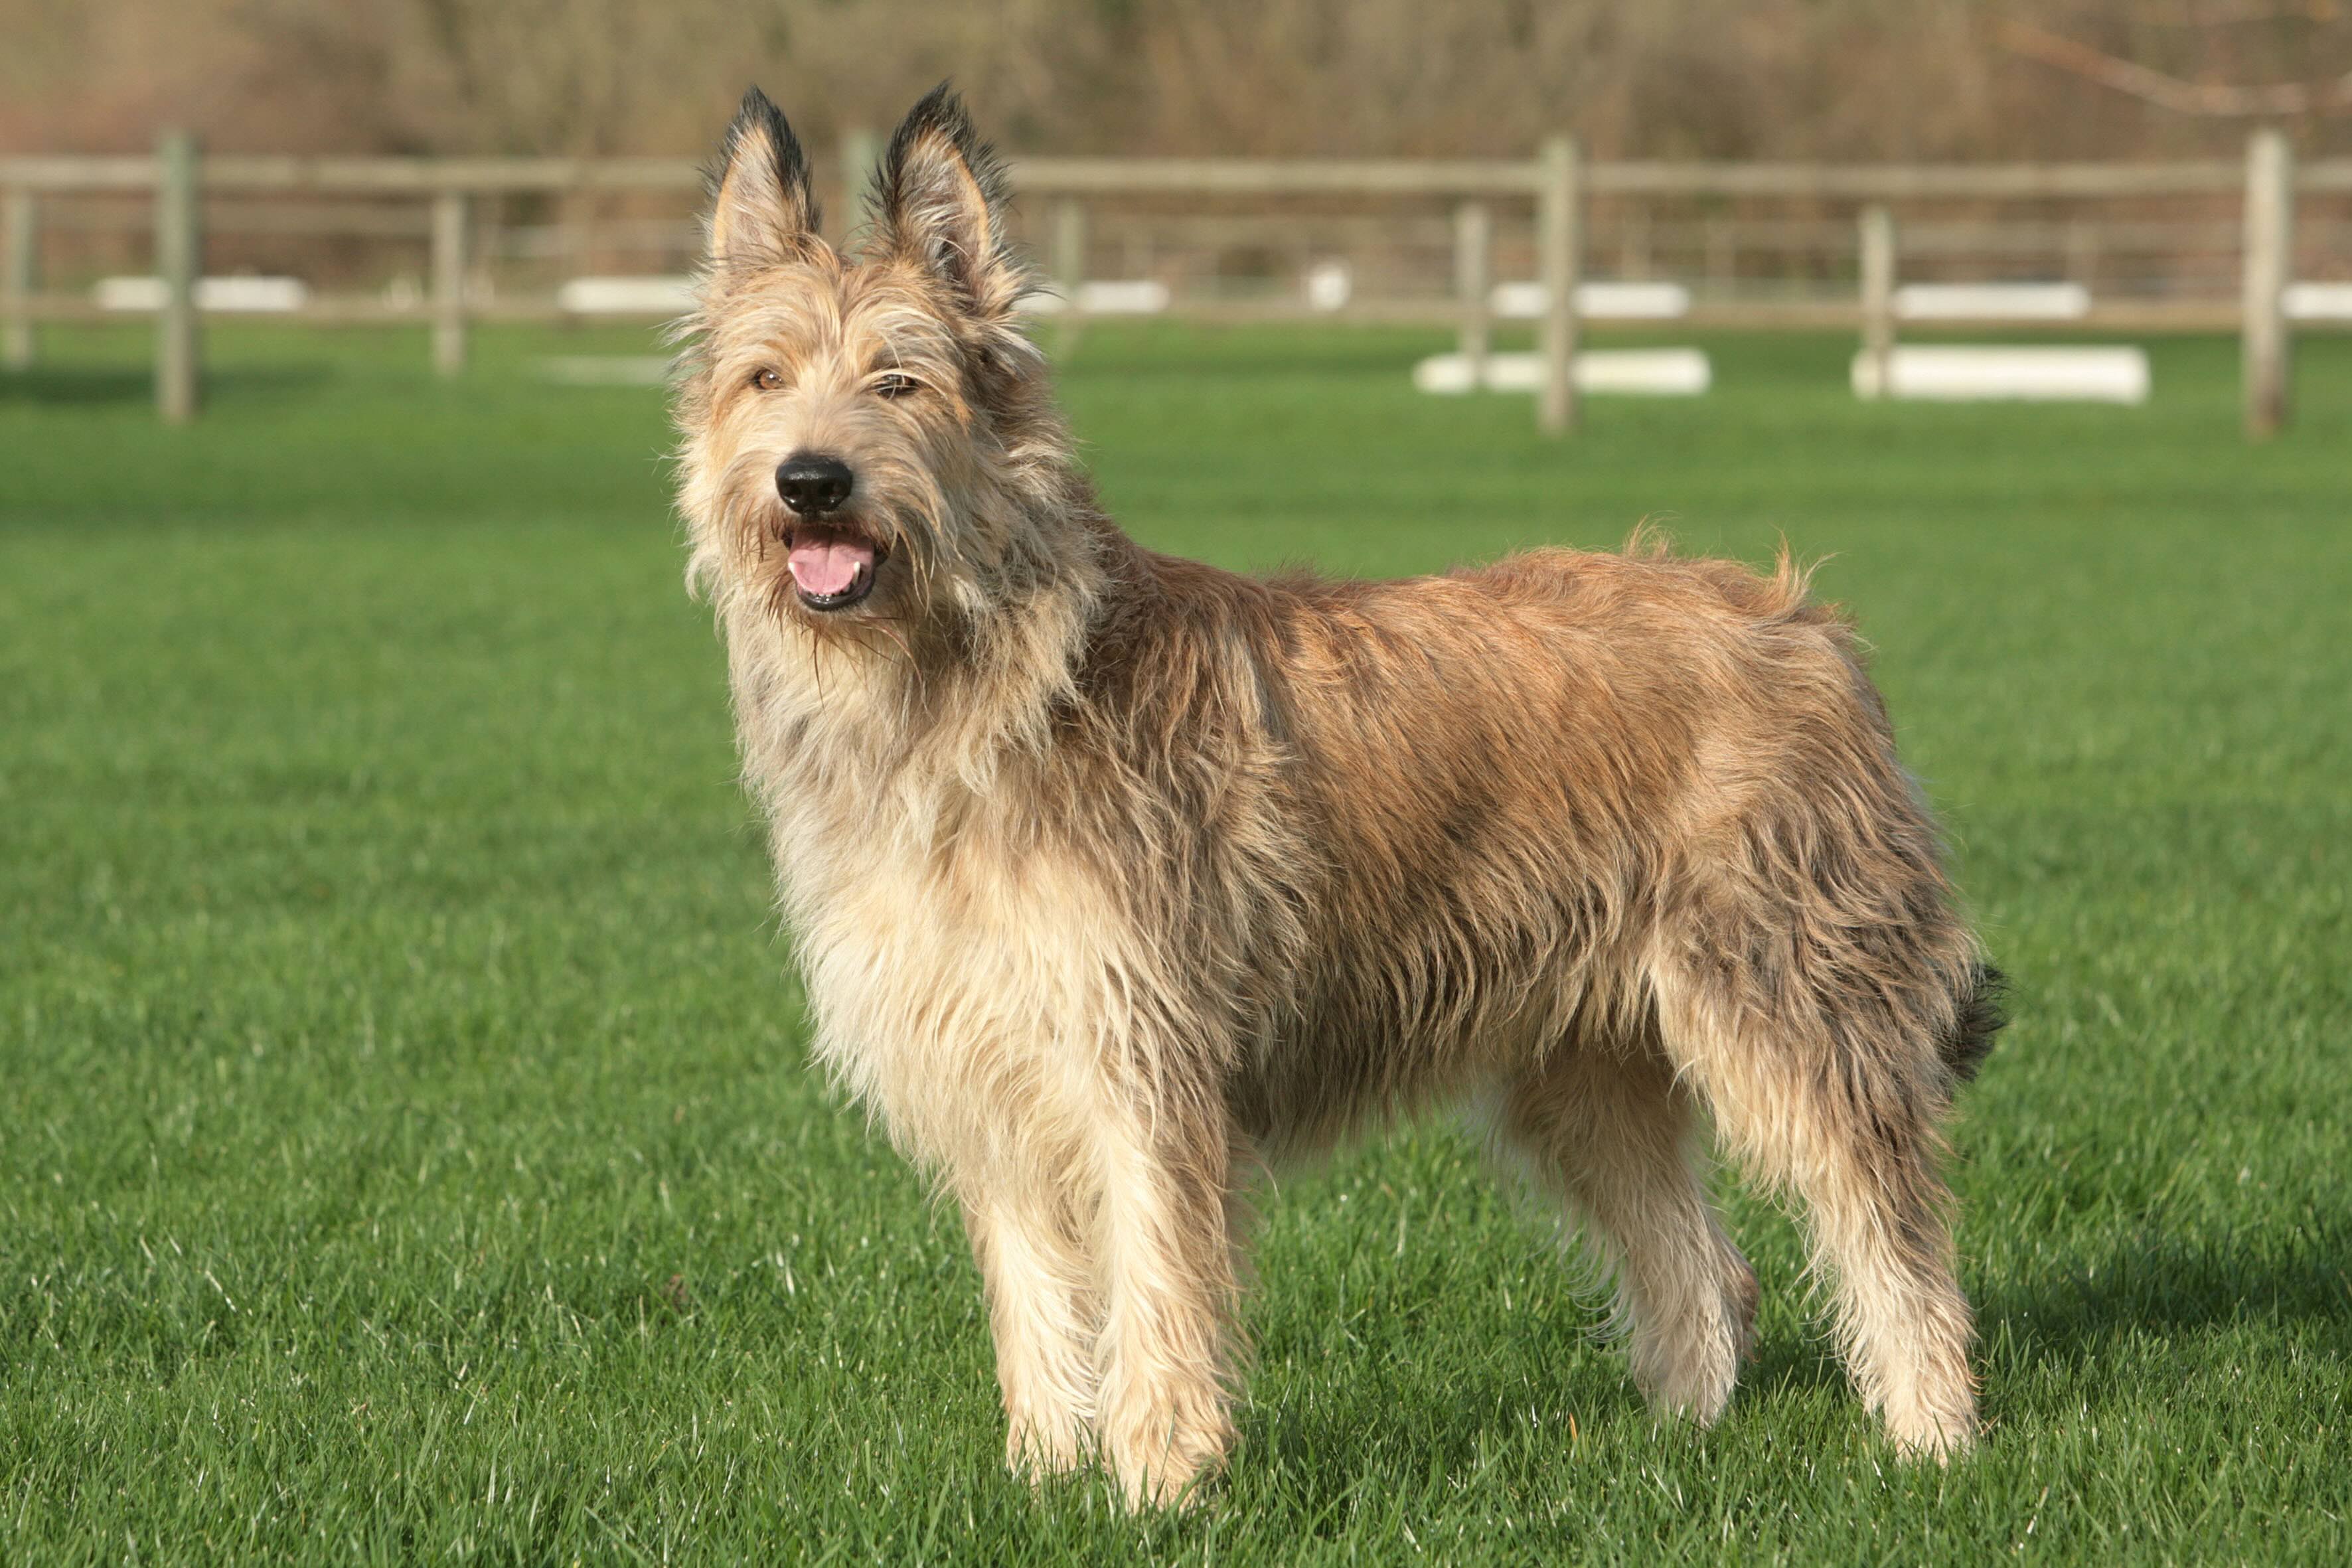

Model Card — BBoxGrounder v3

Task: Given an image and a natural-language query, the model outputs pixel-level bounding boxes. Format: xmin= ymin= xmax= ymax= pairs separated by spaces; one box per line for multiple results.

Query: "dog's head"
xmin=676 ymin=86 xmax=1075 ymax=653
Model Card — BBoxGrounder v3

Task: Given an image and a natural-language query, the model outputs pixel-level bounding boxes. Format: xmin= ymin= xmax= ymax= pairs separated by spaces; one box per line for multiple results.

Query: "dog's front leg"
xmin=1092 ymin=1107 xmax=1240 ymax=1509
xmin=960 ymin=1182 xmax=1100 ymax=1480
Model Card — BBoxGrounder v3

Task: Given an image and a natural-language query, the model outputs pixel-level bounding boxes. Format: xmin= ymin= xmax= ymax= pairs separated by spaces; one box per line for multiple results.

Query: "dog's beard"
xmin=735 ymin=507 xmax=949 ymax=676
xmin=706 ymin=450 xmax=1022 ymax=677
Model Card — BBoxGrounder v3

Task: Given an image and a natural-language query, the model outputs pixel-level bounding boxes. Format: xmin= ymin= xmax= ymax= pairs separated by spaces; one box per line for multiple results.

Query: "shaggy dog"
xmin=673 ymin=85 xmax=2001 ymax=1507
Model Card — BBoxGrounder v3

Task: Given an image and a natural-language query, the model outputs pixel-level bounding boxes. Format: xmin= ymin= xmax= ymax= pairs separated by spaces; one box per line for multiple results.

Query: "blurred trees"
xmin=3 ymin=0 xmax=2345 ymax=158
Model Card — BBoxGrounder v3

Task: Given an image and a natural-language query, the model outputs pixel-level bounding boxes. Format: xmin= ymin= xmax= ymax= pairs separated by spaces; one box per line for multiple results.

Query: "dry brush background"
xmin=5 ymin=1 xmax=2351 ymax=162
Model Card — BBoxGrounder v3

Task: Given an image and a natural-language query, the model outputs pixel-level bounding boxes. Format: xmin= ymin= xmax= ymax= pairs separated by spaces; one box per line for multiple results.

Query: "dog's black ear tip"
xmin=723 ymin=85 xmax=809 ymax=179
xmin=726 ymin=85 xmax=791 ymax=137
xmin=894 ymin=80 xmax=983 ymax=155
xmin=910 ymin=80 xmax=962 ymax=121
xmin=708 ymin=84 xmax=819 ymax=249
xmin=729 ymin=85 xmax=782 ymax=140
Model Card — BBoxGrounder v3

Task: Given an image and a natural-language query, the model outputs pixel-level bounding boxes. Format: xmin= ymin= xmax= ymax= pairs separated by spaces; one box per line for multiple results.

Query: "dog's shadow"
xmin=1977 ymin=1221 xmax=2352 ymax=1368
xmin=1236 ymin=1221 xmax=2352 ymax=1496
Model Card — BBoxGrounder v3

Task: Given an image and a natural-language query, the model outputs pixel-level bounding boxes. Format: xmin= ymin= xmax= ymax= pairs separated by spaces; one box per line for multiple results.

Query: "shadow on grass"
xmin=0 ymin=364 xmax=333 ymax=407
xmin=1982 ymin=1221 xmax=2352 ymax=1364
xmin=1230 ymin=1219 xmax=2351 ymax=1506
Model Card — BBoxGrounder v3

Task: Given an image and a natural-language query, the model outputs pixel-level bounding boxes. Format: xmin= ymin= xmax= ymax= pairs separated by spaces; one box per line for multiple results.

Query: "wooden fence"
xmin=2 ymin=132 xmax=2343 ymax=435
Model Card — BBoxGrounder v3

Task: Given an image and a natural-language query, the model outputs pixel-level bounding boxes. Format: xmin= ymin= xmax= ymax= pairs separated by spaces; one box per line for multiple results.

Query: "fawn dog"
xmin=674 ymin=85 xmax=2001 ymax=1507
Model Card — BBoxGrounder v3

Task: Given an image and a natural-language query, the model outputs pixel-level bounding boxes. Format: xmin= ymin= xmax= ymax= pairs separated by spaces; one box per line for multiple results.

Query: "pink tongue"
xmin=787 ymin=534 xmax=876 ymax=598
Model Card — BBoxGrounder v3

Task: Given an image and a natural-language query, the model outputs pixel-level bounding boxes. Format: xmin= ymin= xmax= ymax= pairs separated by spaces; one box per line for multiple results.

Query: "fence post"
xmin=2241 ymin=127 xmax=2294 ymax=440
xmin=1703 ymin=216 xmax=1735 ymax=295
xmin=1051 ymin=196 xmax=1086 ymax=358
xmin=431 ymin=189 xmax=470 ymax=376
xmin=1453 ymin=200 xmax=1491 ymax=385
xmin=155 ymin=129 xmax=202 ymax=424
xmin=1857 ymin=203 xmax=1897 ymax=400
xmin=3 ymin=188 xmax=38 ymax=372
xmin=1536 ymin=134 xmax=1582 ymax=435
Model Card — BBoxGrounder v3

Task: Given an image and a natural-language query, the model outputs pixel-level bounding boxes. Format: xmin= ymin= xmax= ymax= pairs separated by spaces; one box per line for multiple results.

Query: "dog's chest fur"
xmin=734 ymin=651 xmax=1148 ymax=1170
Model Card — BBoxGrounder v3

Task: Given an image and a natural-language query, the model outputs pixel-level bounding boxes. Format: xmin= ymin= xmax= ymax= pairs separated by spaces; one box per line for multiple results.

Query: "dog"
xmin=673 ymin=84 xmax=2003 ymax=1508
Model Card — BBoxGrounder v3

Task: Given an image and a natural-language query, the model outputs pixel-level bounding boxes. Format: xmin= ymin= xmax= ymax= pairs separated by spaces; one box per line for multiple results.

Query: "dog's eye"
xmin=750 ymin=367 xmax=785 ymax=392
xmin=875 ymin=372 xmax=920 ymax=400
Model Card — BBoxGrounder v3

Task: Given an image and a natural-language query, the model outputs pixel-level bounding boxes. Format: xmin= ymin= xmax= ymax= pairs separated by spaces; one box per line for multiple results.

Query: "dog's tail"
xmin=1938 ymin=962 xmax=2007 ymax=1083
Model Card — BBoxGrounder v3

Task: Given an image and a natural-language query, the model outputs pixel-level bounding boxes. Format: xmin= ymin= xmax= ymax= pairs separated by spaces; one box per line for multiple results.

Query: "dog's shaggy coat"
xmin=675 ymin=86 xmax=2003 ymax=1506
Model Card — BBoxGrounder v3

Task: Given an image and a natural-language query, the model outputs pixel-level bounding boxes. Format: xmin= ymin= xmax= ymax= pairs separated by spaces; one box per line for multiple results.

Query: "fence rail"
xmin=3 ymin=136 xmax=2342 ymax=434
xmin=11 ymin=152 xmax=2351 ymax=198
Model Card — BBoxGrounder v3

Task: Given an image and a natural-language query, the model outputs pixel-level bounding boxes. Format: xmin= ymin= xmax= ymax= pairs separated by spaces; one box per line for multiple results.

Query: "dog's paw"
xmin=1117 ymin=1455 xmax=1219 ymax=1512
xmin=1883 ymin=1403 xmax=1978 ymax=1464
xmin=1005 ymin=1417 xmax=1092 ymax=1484
xmin=1103 ymin=1394 xmax=1231 ymax=1511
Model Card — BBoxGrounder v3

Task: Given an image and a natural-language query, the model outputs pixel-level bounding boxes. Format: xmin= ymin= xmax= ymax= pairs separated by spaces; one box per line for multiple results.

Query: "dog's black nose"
xmin=776 ymin=454 xmax=854 ymax=517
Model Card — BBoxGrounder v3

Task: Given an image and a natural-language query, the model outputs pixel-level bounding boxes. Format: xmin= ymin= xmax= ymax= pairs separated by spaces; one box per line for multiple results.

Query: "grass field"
xmin=3 ymin=321 xmax=2348 ymax=1563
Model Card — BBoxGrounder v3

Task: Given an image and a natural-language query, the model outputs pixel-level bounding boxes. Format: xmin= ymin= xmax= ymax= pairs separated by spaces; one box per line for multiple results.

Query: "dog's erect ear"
xmin=872 ymin=84 xmax=1026 ymax=316
xmin=708 ymin=86 xmax=819 ymax=266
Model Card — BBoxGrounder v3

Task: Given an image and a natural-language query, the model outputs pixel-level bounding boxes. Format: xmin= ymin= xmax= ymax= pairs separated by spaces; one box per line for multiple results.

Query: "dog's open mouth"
xmin=785 ymin=524 xmax=885 ymax=611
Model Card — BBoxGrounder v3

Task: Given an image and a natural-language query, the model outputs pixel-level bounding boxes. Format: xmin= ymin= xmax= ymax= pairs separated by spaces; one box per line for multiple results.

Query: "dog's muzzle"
xmin=775 ymin=453 xmax=882 ymax=611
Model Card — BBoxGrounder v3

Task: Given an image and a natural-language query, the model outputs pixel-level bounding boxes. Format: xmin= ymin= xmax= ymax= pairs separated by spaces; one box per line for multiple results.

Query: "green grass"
xmin=3 ymin=321 xmax=2347 ymax=1563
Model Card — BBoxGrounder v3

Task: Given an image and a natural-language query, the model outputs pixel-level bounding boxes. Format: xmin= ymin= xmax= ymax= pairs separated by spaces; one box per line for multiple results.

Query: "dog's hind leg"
xmin=1493 ymin=1040 xmax=1757 ymax=1424
xmin=1650 ymin=923 xmax=1986 ymax=1459
xmin=961 ymin=1181 xmax=1101 ymax=1479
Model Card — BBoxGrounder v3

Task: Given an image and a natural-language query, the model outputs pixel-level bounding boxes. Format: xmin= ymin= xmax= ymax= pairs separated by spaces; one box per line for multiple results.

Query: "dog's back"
xmin=1063 ymin=541 xmax=1989 ymax=1150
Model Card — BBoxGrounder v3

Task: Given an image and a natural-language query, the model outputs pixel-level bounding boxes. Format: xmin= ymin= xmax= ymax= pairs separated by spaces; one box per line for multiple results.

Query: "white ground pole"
xmin=1017 ymin=279 xmax=1170 ymax=315
xmin=534 ymin=276 xmax=697 ymax=384
xmin=1416 ymin=277 xmax=1705 ymax=397
xmin=1849 ymin=345 xmax=2148 ymax=403
xmin=554 ymin=277 xmax=698 ymax=315
xmin=1847 ymin=244 xmax=2143 ymax=406
xmin=97 ymin=277 xmax=311 ymax=312
xmin=1489 ymin=281 xmax=1692 ymax=320
xmin=1413 ymin=348 xmax=1710 ymax=397
xmin=1895 ymin=281 xmax=2090 ymax=320
xmin=2284 ymin=283 xmax=2352 ymax=321
xmin=1851 ymin=276 xmax=2140 ymax=403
